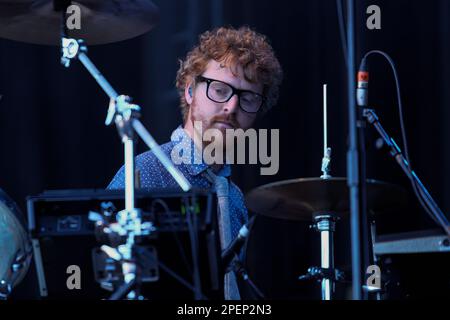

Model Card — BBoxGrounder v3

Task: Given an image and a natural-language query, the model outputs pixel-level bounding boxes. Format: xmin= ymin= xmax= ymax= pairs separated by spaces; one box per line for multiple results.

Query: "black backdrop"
xmin=1 ymin=0 xmax=449 ymax=299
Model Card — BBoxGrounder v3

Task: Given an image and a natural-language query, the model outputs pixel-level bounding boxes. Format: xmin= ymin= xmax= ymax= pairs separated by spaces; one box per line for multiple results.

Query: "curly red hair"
xmin=176 ymin=26 xmax=283 ymax=122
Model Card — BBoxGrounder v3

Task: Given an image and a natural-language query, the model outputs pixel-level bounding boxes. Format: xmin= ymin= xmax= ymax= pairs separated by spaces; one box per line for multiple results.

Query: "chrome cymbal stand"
xmin=299 ymin=213 xmax=344 ymax=300
xmin=298 ymin=85 xmax=343 ymax=300
xmin=61 ymin=37 xmax=192 ymax=299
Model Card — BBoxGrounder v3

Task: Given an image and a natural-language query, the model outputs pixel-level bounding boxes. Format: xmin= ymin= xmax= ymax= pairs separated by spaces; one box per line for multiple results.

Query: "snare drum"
xmin=0 ymin=189 xmax=32 ymax=298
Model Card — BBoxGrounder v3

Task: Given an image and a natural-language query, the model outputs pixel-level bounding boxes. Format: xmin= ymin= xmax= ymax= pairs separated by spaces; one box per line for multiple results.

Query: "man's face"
xmin=184 ymin=60 xmax=262 ymax=142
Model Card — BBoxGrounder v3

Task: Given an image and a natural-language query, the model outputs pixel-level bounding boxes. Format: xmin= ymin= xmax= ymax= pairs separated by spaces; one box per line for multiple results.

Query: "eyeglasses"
xmin=195 ymin=75 xmax=265 ymax=113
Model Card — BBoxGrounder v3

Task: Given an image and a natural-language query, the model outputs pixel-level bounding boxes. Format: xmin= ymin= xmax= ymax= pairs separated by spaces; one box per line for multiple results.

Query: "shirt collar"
xmin=170 ymin=126 xmax=231 ymax=178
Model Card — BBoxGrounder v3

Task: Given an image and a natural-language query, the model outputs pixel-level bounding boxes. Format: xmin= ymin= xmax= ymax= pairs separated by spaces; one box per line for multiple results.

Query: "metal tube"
xmin=321 ymin=231 xmax=330 ymax=268
xmin=124 ymin=138 xmax=135 ymax=212
xmin=133 ymin=120 xmax=191 ymax=191
xmin=317 ymin=215 xmax=335 ymax=300
xmin=78 ymin=52 xmax=118 ymax=99
xmin=320 ymin=230 xmax=332 ymax=300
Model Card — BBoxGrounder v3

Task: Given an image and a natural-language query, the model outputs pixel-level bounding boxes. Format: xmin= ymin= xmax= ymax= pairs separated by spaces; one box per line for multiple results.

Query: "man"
xmin=108 ymin=26 xmax=283 ymax=299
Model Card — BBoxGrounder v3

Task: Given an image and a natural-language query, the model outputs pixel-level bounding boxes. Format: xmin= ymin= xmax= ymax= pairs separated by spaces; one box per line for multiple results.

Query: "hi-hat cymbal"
xmin=245 ymin=177 xmax=407 ymax=221
xmin=0 ymin=0 xmax=159 ymax=45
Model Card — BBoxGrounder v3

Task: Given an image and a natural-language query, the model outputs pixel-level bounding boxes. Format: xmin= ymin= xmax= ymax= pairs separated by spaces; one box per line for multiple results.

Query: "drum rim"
xmin=0 ymin=188 xmax=27 ymax=228
xmin=0 ymin=188 xmax=32 ymax=292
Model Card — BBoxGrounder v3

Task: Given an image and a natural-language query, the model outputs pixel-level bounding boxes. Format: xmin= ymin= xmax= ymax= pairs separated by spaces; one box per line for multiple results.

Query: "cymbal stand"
xmin=299 ymin=213 xmax=344 ymax=300
xmin=60 ymin=37 xmax=192 ymax=299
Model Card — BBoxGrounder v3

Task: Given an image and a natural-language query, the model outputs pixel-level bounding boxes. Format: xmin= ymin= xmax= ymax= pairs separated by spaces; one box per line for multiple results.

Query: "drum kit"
xmin=0 ymin=189 xmax=33 ymax=298
xmin=0 ymin=0 xmax=447 ymax=300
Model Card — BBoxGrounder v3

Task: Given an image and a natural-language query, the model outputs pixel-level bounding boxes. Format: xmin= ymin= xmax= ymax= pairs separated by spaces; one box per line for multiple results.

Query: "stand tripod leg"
xmin=109 ymin=277 xmax=137 ymax=300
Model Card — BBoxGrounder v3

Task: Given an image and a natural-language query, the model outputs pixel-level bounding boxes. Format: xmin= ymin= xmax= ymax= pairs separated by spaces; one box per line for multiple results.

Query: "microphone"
xmin=356 ymin=58 xmax=369 ymax=107
xmin=221 ymin=215 xmax=255 ymax=270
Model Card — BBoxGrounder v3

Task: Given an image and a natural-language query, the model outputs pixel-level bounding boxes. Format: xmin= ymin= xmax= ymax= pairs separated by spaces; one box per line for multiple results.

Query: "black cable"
xmin=184 ymin=197 xmax=204 ymax=299
xmin=158 ymin=260 xmax=208 ymax=300
xmin=361 ymin=51 xmax=437 ymax=224
xmin=151 ymin=198 xmax=210 ymax=298
xmin=362 ymin=50 xmax=447 ymax=228
xmin=140 ymin=247 xmax=209 ymax=300
xmin=361 ymin=51 xmax=410 ymax=159
xmin=151 ymin=199 xmax=193 ymax=275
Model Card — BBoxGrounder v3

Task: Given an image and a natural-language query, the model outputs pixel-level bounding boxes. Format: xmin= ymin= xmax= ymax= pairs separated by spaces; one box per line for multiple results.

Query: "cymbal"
xmin=0 ymin=0 xmax=160 ymax=45
xmin=245 ymin=177 xmax=407 ymax=222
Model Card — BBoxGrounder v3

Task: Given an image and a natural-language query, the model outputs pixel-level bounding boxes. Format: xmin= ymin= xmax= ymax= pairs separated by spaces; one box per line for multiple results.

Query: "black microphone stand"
xmin=345 ymin=0 xmax=366 ymax=300
xmin=363 ymin=109 xmax=450 ymax=236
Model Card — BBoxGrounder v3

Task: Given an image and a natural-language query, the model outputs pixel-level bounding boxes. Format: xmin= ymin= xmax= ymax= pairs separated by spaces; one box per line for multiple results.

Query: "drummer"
xmin=108 ymin=26 xmax=283 ymax=299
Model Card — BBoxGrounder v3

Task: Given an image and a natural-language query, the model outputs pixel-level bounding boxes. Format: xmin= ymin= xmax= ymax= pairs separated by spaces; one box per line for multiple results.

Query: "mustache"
xmin=211 ymin=115 xmax=240 ymax=129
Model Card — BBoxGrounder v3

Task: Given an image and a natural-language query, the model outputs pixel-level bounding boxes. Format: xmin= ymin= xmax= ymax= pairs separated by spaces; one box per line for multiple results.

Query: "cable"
xmin=158 ymin=259 xmax=208 ymax=300
xmin=140 ymin=246 xmax=209 ymax=300
xmin=184 ymin=196 xmax=205 ymax=300
xmin=362 ymin=52 xmax=432 ymax=220
xmin=151 ymin=197 xmax=216 ymax=298
xmin=151 ymin=198 xmax=193 ymax=275
xmin=361 ymin=51 xmax=438 ymax=225
xmin=362 ymin=50 xmax=448 ymax=229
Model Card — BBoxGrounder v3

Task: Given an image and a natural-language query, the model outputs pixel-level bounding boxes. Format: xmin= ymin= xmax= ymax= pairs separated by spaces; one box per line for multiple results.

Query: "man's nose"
xmin=223 ymin=94 xmax=239 ymax=114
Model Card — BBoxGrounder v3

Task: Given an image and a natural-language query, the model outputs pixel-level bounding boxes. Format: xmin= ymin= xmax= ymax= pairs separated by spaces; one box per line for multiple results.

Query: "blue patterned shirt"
xmin=107 ymin=126 xmax=248 ymax=240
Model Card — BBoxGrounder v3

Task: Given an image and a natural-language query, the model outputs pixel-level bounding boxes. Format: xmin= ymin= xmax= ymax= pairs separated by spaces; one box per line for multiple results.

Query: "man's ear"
xmin=185 ymin=82 xmax=193 ymax=105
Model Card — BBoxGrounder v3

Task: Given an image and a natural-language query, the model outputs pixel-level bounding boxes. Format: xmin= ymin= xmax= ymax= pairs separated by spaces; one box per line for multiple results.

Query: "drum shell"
xmin=0 ymin=189 xmax=31 ymax=291
xmin=242 ymin=214 xmax=352 ymax=299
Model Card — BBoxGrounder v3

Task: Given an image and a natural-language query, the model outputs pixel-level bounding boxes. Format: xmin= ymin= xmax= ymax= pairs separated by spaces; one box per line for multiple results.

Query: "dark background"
xmin=1 ymin=0 xmax=449 ymax=299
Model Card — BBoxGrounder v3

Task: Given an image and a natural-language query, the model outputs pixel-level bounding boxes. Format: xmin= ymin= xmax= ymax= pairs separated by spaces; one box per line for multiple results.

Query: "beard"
xmin=189 ymin=99 xmax=241 ymax=162
xmin=190 ymin=96 xmax=240 ymax=132
xmin=191 ymin=103 xmax=239 ymax=132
